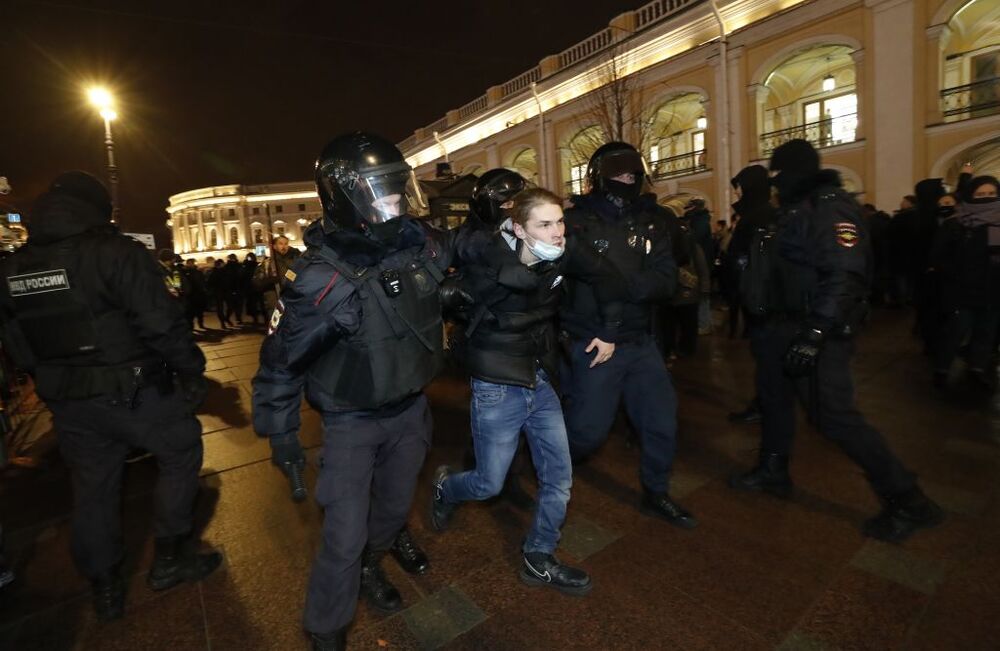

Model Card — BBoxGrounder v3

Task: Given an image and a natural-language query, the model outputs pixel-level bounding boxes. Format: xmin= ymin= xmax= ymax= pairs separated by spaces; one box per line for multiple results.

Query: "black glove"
xmin=176 ymin=373 xmax=208 ymax=408
xmin=783 ymin=327 xmax=824 ymax=378
xmin=439 ymin=277 xmax=475 ymax=311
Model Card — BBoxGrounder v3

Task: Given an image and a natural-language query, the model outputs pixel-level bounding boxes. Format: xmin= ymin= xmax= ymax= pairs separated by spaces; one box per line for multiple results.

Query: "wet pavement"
xmin=1 ymin=308 xmax=998 ymax=650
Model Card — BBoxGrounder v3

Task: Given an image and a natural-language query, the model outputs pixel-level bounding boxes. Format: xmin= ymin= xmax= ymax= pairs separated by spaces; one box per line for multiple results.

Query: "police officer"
xmin=0 ymin=172 xmax=220 ymax=620
xmin=729 ymin=140 xmax=943 ymax=543
xmin=561 ymin=142 xmax=697 ymax=528
xmin=252 ymin=132 xmax=479 ymax=650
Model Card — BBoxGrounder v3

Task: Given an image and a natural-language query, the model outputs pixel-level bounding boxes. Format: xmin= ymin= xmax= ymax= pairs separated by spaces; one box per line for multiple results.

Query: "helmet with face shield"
xmin=470 ymin=168 xmax=529 ymax=227
xmin=315 ymin=132 xmax=424 ymax=240
xmin=585 ymin=141 xmax=648 ymax=203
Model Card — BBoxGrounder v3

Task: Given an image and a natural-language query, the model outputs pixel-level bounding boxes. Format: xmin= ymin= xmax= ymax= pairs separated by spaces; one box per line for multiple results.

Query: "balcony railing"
xmin=650 ymin=149 xmax=707 ymax=180
xmin=941 ymin=77 xmax=1000 ymax=120
xmin=759 ymin=113 xmax=858 ymax=157
xmin=400 ymin=0 xmax=702 ymax=153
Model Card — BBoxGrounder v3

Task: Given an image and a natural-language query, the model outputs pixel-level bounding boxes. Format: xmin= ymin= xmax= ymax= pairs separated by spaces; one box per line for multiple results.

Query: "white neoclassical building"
xmin=166 ymin=182 xmax=321 ymax=260
xmin=397 ymin=0 xmax=1000 ymax=213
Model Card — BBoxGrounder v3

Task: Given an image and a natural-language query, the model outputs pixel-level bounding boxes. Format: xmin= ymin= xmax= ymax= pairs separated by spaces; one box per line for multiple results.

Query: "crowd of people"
xmin=0 ymin=130 xmax=995 ymax=651
xmin=154 ymin=235 xmax=303 ymax=333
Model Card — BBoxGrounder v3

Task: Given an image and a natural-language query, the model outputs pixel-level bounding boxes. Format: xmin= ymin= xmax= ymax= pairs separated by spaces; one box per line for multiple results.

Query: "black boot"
xmin=640 ymin=491 xmax=698 ymax=529
xmin=728 ymin=399 xmax=762 ymax=424
xmin=92 ymin=569 xmax=126 ymax=621
xmin=728 ymin=452 xmax=793 ymax=498
xmin=863 ymin=486 xmax=944 ymax=543
xmin=147 ymin=535 xmax=223 ymax=591
xmin=389 ymin=527 xmax=429 ymax=575
xmin=360 ymin=549 xmax=402 ymax=614
xmin=310 ymin=627 xmax=347 ymax=651
xmin=519 ymin=552 xmax=592 ymax=596
xmin=429 ymin=465 xmax=458 ymax=532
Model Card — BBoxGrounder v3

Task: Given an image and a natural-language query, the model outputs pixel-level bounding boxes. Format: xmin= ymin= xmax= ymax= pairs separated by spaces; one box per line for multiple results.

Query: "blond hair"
xmin=509 ymin=187 xmax=563 ymax=227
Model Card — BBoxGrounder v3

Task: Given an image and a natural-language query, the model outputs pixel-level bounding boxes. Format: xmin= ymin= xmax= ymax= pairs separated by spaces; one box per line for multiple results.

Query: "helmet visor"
xmin=599 ymin=149 xmax=646 ymax=182
xmin=320 ymin=159 xmax=419 ymax=225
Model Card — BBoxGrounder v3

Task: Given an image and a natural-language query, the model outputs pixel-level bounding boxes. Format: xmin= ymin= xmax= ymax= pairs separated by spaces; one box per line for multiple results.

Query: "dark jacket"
xmin=561 ymin=192 xmax=680 ymax=342
xmin=0 ymin=192 xmax=204 ymax=401
xmin=931 ymin=200 xmax=1000 ymax=309
xmin=459 ymin=232 xmax=563 ymax=388
xmin=252 ymin=217 xmax=484 ymax=437
xmin=727 ymin=165 xmax=776 ymax=300
xmin=770 ymin=170 xmax=871 ymax=334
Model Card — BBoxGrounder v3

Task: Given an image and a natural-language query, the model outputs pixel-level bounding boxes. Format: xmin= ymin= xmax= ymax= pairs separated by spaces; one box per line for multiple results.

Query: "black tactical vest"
xmin=1 ymin=232 xmax=161 ymax=399
xmin=307 ymin=243 xmax=445 ymax=411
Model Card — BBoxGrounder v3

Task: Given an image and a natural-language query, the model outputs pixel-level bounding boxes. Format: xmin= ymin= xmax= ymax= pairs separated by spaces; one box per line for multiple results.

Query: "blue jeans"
xmin=440 ymin=370 xmax=572 ymax=555
xmin=563 ymin=337 xmax=677 ymax=494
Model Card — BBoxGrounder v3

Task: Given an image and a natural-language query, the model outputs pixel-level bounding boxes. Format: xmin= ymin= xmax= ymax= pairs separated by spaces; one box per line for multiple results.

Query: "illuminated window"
xmin=570 ymin=163 xmax=587 ymax=194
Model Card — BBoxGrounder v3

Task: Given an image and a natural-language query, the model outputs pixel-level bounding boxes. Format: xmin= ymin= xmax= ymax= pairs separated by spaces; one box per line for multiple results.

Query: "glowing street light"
xmin=86 ymin=86 xmax=121 ymax=224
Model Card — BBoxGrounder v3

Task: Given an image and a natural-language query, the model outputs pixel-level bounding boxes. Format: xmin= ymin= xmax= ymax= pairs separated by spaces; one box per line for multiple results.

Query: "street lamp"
xmin=87 ymin=86 xmax=120 ymax=225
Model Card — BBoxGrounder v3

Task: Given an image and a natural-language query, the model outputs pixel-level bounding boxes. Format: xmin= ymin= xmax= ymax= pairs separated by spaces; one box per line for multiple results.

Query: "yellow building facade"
xmin=400 ymin=0 xmax=1000 ymax=213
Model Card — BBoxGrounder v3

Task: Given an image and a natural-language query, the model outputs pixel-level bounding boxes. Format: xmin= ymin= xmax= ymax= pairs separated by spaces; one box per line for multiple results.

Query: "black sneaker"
xmin=389 ymin=527 xmax=429 ymax=575
xmin=92 ymin=570 xmax=125 ymax=621
xmin=519 ymin=552 xmax=592 ymax=596
xmin=147 ymin=536 xmax=223 ymax=591
xmin=863 ymin=487 xmax=944 ymax=543
xmin=310 ymin=628 xmax=347 ymax=651
xmin=360 ymin=549 xmax=402 ymax=614
xmin=728 ymin=452 xmax=794 ymax=498
xmin=429 ymin=466 xmax=458 ymax=532
xmin=640 ymin=491 xmax=698 ymax=529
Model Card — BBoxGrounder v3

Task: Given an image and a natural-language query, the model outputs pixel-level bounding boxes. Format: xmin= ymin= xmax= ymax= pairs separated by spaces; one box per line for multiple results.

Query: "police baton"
xmin=283 ymin=460 xmax=307 ymax=502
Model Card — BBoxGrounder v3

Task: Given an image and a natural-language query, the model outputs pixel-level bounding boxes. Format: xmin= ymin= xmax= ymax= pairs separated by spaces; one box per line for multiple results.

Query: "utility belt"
xmin=37 ymin=361 xmax=171 ymax=406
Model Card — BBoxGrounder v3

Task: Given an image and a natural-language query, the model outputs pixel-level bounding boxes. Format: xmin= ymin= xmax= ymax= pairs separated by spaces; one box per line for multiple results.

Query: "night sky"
xmin=3 ymin=0 xmax=647 ymax=244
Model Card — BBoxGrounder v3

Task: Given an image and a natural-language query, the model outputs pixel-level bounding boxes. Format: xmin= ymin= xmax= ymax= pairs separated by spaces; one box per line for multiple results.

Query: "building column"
xmin=925 ymin=24 xmax=949 ymax=125
xmin=215 ymin=208 xmax=225 ymax=251
xmin=746 ymin=84 xmax=768 ymax=161
xmin=196 ymin=210 xmax=207 ymax=252
xmin=727 ymin=46 xmax=746 ymax=172
xmin=485 ymin=142 xmax=500 ymax=169
xmin=866 ymin=0 xmax=916 ymax=208
xmin=851 ymin=48 xmax=867 ymax=141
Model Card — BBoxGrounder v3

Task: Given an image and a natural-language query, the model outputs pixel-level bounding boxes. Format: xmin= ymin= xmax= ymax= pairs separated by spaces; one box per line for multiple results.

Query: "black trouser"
xmin=47 ymin=386 xmax=204 ymax=579
xmin=660 ymin=303 xmax=699 ymax=357
xmin=751 ymin=321 xmax=915 ymax=497
xmin=935 ymin=306 xmax=1000 ymax=374
xmin=224 ymin=292 xmax=244 ymax=323
xmin=304 ymin=395 xmax=431 ymax=635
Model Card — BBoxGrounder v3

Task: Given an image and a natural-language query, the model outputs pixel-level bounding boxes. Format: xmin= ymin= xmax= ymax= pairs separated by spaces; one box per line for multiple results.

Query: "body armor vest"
xmin=307 ymin=243 xmax=445 ymax=411
xmin=2 ymin=232 xmax=162 ymax=399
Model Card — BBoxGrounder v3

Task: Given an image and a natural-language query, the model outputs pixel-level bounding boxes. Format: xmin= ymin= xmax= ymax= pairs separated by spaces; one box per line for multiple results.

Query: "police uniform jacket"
xmin=560 ymin=192 xmax=681 ymax=343
xmin=251 ymin=217 xmax=477 ymax=440
xmin=0 ymin=191 xmax=205 ymax=401
xmin=770 ymin=170 xmax=872 ymax=335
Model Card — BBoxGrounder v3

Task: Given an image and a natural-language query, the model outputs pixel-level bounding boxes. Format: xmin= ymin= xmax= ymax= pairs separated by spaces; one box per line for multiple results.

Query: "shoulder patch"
xmin=284 ymin=269 xmax=297 ymax=282
xmin=267 ymin=299 xmax=285 ymax=336
xmin=834 ymin=222 xmax=859 ymax=248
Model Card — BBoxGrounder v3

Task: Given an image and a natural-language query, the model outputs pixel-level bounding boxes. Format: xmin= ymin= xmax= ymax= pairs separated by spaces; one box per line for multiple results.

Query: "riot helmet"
xmin=585 ymin=141 xmax=647 ymax=203
xmin=315 ymin=132 xmax=422 ymax=239
xmin=470 ymin=168 xmax=528 ymax=227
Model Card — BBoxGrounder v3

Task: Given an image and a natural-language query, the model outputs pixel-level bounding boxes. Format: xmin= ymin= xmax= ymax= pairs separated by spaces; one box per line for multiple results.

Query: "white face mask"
xmin=524 ymin=234 xmax=564 ymax=261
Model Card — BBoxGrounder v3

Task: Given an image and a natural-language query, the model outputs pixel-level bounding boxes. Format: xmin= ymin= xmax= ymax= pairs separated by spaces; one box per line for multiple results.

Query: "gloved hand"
xmin=439 ymin=277 xmax=475 ymax=311
xmin=783 ymin=327 xmax=824 ymax=377
xmin=270 ymin=436 xmax=307 ymax=502
xmin=176 ymin=373 xmax=208 ymax=408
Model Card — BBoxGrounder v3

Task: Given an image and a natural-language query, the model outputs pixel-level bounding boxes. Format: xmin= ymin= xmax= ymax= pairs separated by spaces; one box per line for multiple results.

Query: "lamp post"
xmin=87 ymin=87 xmax=120 ymax=225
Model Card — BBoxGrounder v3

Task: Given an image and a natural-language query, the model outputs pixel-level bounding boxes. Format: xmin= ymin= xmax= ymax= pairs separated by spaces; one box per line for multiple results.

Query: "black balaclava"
xmin=769 ymin=139 xmax=820 ymax=204
xmin=49 ymin=171 xmax=113 ymax=219
xmin=914 ymin=178 xmax=945 ymax=214
xmin=731 ymin=164 xmax=770 ymax=209
xmin=965 ymin=175 xmax=1000 ymax=204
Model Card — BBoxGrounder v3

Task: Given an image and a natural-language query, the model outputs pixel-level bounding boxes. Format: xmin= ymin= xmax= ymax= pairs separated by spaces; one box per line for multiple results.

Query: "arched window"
xmin=562 ymin=126 xmax=604 ymax=194
xmin=758 ymin=44 xmax=857 ymax=156
xmin=229 ymin=227 xmax=239 ymax=246
xmin=209 ymin=228 xmax=218 ymax=249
